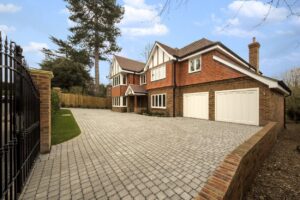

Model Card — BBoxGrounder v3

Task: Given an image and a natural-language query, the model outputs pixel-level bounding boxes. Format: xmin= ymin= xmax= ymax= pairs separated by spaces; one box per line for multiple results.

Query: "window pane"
xmin=190 ymin=60 xmax=194 ymax=71
xmin=123 ymin=97 xmax=126 ymax=106
xmin=123 ymin=75 xmax=126 ymax=84
xmin=158 ymin=95 xmax=161 ymax=107
xmin=152 ymin=96 xmax=154 ymax=107
xmin=196 ymin=58 xmax=200 ymax=70
xmin=162 ymin=95 xmax=166 ymax=107
xmin=155 ymin=95 xmax=158 ymax=107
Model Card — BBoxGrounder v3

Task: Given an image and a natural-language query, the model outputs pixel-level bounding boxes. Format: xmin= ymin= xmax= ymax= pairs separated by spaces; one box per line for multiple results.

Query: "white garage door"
xmin=215 ymin=88 xmax=259 ymax=125
xmin=183 ymin=92 xmax=209 ymax=119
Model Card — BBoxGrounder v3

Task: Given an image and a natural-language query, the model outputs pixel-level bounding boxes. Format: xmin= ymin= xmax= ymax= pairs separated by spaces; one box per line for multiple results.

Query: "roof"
xmin=125 ymin=84 xmax=147 ymax=96
xmin=157 ymin=38 xmax=215 ymax=58
xmin=115 ymin=55 xmax=145 ymax=72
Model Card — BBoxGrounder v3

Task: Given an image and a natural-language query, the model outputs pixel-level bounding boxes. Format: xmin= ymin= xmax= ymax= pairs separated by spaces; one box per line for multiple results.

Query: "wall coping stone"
xmin=30 ymin=69 xmax=54 ymax=78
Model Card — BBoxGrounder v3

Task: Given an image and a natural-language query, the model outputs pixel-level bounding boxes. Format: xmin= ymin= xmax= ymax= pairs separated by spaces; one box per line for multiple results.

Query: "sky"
xmin=0 ymin=0 xmax=299 ymax=84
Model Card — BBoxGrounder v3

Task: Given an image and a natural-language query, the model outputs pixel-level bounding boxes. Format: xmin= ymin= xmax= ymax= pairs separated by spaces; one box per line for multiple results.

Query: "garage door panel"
xmin=215 ymin=88 xmax=259 ymax=125
xmin=183 ymin=92 xmax=208 ymax=120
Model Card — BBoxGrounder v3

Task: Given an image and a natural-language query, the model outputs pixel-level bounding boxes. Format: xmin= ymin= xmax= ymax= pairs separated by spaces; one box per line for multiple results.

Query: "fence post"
xmin=30 ymin=69 xmax=53 ymax=153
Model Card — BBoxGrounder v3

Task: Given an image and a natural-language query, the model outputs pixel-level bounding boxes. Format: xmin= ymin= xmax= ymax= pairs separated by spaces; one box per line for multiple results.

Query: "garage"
xmin=215 ymin=88 xmax=259 ymax=125
xmin=183 ymin=92 xmax=209 ymax=119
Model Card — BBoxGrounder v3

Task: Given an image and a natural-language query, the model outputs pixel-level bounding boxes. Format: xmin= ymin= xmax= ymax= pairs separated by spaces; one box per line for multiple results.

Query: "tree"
xmin=65 ymin=0 xmax=124 ymax=88
xmin=282 ymin=67 xmax=300 ymax=121
xmin=40 ymin=57 xmax=92 ymax=90
xmin=140 ymin=42 xmax=154 ymax=62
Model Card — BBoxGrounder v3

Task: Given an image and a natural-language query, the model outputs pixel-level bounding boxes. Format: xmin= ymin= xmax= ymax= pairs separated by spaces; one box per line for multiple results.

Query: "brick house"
xmin=110 ymin=38 xmax=290 ymax=128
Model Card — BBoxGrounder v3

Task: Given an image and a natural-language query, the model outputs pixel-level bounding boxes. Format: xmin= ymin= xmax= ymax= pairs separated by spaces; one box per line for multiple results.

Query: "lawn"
xmin=52 ymin=109 xmax=81 ymax=145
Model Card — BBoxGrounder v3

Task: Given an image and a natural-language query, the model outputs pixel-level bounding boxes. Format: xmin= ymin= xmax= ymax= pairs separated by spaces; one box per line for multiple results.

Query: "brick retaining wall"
xmin=196 ymin=122 xmax=279 ymax=200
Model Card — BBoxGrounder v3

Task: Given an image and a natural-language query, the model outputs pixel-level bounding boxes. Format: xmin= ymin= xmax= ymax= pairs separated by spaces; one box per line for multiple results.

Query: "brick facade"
xmin=147 ymin=87 xmax=174 ymax=116
xmin=30 ymin=69 xmax=53 ymax=154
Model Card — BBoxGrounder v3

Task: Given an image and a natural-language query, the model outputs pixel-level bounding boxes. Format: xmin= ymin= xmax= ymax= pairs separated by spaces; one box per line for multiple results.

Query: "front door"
xmin=128 ymin=96 xmax=134 ymax=112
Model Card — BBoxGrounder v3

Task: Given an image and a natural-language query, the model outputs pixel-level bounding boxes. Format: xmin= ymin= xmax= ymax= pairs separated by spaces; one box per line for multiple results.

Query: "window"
xmin=112 ymin=96 xmax=127 ymax=107
xmin=151 ymin=94 xmax=166 ymax=109
xmin=151 ymin=64 xmax=166 ymax=82
xmin=112 ymin=74 xmax=127 ymax=87
xmin=122 ymin=74 xmax=127 ymax=85
xmin=140 ymin=74 xmax=146 ymax=85
xmin=189 ymin=56 xmax=201 ymax=73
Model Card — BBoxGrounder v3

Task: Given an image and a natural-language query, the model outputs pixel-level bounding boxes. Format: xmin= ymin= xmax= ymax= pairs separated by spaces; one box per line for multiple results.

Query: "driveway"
xmin=20 ymin=108 xmax=261 ymax=200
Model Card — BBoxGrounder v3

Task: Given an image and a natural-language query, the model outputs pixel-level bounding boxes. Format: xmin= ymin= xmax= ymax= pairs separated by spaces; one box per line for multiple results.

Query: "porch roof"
xmin=125 ymin=84 xmax=147 ymax=96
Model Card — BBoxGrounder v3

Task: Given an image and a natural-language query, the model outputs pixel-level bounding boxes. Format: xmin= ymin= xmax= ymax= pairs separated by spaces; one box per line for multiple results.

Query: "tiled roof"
xmin=115 ymin=55 xmax=145 ymax=72
xmin=128 ymin=84 xmax=147 ymax=94
xmin=157 ymin=38 xmax=215 ymax=58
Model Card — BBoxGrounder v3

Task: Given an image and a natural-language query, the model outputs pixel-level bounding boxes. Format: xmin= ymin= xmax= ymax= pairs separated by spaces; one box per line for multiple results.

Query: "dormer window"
xmin=189 ymin=56 xmax=201 ymax=73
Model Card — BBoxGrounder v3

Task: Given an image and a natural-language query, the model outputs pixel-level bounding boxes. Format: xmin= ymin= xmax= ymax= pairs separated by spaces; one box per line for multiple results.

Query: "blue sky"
xmin=1 ymin=0 xmax=299 ymax=84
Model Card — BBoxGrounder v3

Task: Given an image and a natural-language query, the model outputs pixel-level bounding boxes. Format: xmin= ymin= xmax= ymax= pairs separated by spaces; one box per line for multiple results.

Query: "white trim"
xmin=212 ymin=55 xmax=290 ymax=95
xmin=144 ymin=43 xmax=175 ymax=71
xmin=151 ymin=93 xmax=167 ymax=109
xmin=214 ymin=88 xmax=259 ymax=126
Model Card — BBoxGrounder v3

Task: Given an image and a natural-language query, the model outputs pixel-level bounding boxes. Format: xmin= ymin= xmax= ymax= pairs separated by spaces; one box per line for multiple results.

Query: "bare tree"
xmin=282 ymin=67 xmax=300 ymax=120
xmin=140 ymin=42 xmax=154 ymax=62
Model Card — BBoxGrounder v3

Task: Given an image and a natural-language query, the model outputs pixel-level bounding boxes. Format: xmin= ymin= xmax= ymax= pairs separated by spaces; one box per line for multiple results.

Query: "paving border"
xmin=196 ymin=121 xmax=279 ymax=200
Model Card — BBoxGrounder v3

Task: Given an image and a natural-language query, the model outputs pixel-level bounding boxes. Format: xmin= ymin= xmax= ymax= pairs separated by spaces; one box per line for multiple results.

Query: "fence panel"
xmin=60 ymin=93 xmax=111 ymax=108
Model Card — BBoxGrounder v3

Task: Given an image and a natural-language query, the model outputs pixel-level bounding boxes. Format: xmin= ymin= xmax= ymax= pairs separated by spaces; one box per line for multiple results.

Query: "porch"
xmin=125 ymin=84 xmax=148 ymax=114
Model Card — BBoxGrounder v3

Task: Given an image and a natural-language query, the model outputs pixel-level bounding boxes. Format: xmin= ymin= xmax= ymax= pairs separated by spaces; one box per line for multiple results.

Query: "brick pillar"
xmin=30 ymin=69 xmax=53 ymax=154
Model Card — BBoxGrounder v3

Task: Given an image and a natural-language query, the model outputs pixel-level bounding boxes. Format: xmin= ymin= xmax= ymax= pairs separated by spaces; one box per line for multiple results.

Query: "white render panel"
xmin=148 ymin=46 xmax=172 ymax=69
xmin=215 ymin=88 xmax=259 ymax=125
xmin=183 ymin=92 xmax=209 ymax=120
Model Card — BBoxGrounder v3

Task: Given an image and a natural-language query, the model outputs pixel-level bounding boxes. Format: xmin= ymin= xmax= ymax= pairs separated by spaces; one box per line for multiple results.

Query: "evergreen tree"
xmin=65 ymin=0 xmax=124 ymax=87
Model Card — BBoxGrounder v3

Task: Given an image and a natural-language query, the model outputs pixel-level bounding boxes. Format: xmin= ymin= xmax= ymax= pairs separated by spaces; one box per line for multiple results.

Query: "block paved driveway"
xmin=20 ymin=108 xmax=261 ymax=200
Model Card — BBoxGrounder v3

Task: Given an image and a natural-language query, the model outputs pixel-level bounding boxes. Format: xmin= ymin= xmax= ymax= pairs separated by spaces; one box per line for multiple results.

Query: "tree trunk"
xmin=94 ymin=47 xmax=100 ymax=90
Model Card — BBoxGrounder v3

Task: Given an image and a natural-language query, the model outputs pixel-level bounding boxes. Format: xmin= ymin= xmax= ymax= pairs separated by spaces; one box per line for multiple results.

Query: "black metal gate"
xmin=0 ymin=32 xmax=40 ymax=199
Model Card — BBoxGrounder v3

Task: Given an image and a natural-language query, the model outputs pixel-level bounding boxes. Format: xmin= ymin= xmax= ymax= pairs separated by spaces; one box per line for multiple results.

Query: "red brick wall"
xmin=30 ymin=69 xmax=53 ymax=154
xmin=176 ymin=51 xmax=245 ymax=86
xmin=147 ymin=87 xmax=174 ymax=116
xmin=127 ymin=73 xmax=140 ymax=85
xmin=145 ymin=61 xmax=174 ymax=90
xmin=111 ymin=85 xmax=127 ymax=97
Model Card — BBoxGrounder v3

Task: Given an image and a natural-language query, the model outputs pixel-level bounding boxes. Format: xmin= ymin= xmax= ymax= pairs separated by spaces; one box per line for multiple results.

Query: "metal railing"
xmin=0 ymin=32 xmax=40 ymax=199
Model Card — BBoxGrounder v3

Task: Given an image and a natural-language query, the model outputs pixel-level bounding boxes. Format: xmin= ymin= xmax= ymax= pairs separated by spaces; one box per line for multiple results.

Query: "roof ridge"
xmin=115 ymin=55 xmax=145 ymax=64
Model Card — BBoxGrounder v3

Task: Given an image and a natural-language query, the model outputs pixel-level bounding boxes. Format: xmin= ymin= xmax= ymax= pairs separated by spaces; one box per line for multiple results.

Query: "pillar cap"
xmin=30 ymin=69 xmax=54 ymax=78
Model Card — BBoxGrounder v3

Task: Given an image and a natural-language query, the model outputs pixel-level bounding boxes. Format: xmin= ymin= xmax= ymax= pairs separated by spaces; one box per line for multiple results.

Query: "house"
xmin=110 ymin=37 xmax=291 ymax=129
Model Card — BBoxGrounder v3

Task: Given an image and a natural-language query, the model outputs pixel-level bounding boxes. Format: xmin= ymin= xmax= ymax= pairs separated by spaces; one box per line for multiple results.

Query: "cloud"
xmin=0 ymin=3 xmax=21 ymax=13
xmin=23 ymin=42 xmax=48 ymax=54
xmin=214 ymin=26 xmax=260 ymax=38
xmin=122 ymin=23 xmax=168 ymax=36
xmin=120 ymin=0 xmax=168 ymax=36
xmin=0 ymin=25 xmax=16 ymax=33
xmin=228 ymin=1 xmax=289 ymax=22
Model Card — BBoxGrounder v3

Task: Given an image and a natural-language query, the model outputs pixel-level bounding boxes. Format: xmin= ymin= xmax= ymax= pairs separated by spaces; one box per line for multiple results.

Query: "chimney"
xmin=248 ymin=37 xmax=260 ymax=73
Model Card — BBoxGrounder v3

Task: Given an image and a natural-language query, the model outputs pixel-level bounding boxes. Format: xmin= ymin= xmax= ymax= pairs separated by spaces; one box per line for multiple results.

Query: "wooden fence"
xmin=60 ymin=93 xmax=111 ymax=108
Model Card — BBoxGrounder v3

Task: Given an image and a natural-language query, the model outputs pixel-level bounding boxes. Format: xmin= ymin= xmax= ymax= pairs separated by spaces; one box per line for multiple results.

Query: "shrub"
xmin=287 ymin=107 xmax=300 ymax=122
xmin=51 ymin=90 xmax=60 ymax=118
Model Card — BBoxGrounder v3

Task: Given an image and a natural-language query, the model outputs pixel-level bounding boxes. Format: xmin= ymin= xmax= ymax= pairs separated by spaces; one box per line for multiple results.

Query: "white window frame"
xmin=112 ymin=96 xmax=127 ymax=107
xmin=151 ymin=64 xmax=166 ymax=82
xmin=112 ymin=74 xmax=127 ymax=87
xmin=188 ymin=56 xmax=202 ymax=73
xmin=140 ymin=74 xmax=146 ymax=85
xmin=151 ymin=94 xmax=166 ymax=109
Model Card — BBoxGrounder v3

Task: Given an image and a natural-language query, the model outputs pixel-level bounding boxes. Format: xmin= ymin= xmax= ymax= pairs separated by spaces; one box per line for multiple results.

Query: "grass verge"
xmin=52 ymin=109 xmax=81 ymax=145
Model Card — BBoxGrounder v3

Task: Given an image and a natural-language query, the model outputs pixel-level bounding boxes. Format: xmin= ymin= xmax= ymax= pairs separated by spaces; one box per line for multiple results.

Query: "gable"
xmin=145 ymin=43 xmax=173 ymax=70
xmin=110 ymin=57 xmax=122 ymax=77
